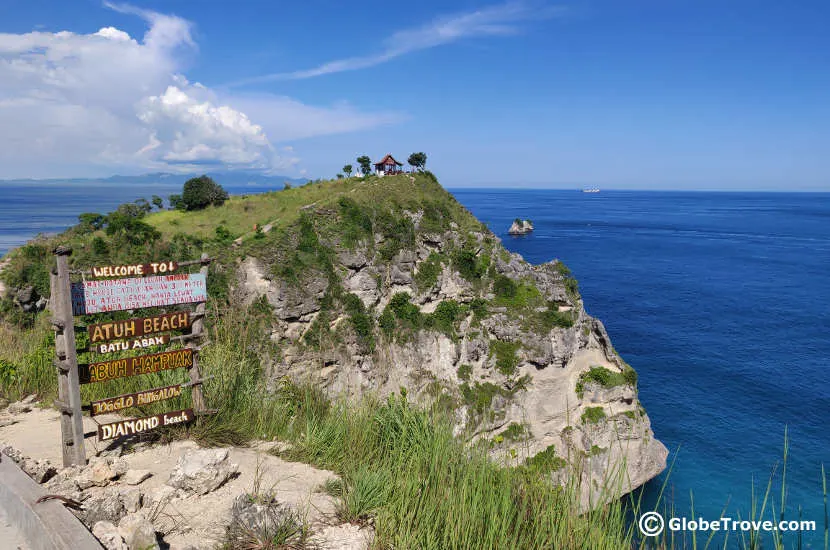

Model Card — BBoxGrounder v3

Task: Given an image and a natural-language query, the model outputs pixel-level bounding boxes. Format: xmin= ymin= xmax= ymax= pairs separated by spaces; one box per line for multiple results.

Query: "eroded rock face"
xmin=167 ymin=448 xmax=238 ymax=495
xmin=236 ymin=217 xmax=668 ymax=507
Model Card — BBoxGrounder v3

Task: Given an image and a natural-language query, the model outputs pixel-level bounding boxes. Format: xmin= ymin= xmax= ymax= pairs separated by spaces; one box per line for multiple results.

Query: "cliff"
xmin=0 ymin=172 xmax=666 ymax=506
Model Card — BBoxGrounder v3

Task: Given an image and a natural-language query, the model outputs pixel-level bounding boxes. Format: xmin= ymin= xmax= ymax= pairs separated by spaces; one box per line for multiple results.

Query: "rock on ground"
xmin=166 ymin=448 xmax=238 ymax=496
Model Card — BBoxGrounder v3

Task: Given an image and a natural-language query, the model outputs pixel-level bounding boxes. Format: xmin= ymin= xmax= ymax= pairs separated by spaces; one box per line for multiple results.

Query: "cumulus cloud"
xmin=0 ymin=4 xmax=398 ymax=177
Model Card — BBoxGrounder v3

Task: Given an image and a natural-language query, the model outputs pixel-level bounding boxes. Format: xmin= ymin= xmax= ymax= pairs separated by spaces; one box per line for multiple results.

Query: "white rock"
xmin=119 ymin=487 xmax=142 ymax=513
xmin=123 ymin=469 xmax=152 ymax=486
xmin=93 ymin=521 xmax=128 ymax=550
xmin=118 ymin=513 xmax=159 ymax=550
xmin=167 ymin=448 xmax=238 ymax=495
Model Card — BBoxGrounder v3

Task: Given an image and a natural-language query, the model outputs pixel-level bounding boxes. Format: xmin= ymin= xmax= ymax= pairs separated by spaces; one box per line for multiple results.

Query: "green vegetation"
xmin=524 ymin=445 xmax=567 ymax=472
xmin=502 ymin=422 xmax=529 ymax=442
xmin=452 ymin=247 xmax=488 ymax=282
xmin=2 ymin=169 xmax=827 ymax=549
xmin=489 ymin=339 xmax=520 ymax=376
xmin=575 ymin=365 xmax=638 ymax=398
xmin=182 ymin=175 xmax=229 ymax=211
xmin=456 ymin=364 xmax=472 ymax=382
xmin=581 ymin=406 xmax=607 ymax=424
xmin=554 ymin=260 xmax=580 ymax=302
xmin=343 ymin=293 xmax=375 ymax=353
xmin=413 ymin=252 xmax=442 ymax=291
xmin=428 ymin=300 xmax=461 ymax=337
xmin=356 ymin=155 xmax=371 ymax=175
xmin=407 ymin=152 xmax=427 ymax=171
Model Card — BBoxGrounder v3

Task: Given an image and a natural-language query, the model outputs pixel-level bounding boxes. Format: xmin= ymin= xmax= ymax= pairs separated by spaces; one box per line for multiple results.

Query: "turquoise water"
xmin=2 ymin=182 xmax=828 ymax=545
xmin=454 ymin=189 xmax=829 ymax=547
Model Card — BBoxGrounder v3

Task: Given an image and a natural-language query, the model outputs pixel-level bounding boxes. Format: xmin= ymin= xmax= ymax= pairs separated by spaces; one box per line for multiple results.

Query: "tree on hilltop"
xmin=356 ymin=156 xmax=372 ymax=176
xmin=408 ymin=152 xmax=427 ymax=171
xmin=181 ymin=175 xmax=229 ymax=211
xmin=151 ymin=195 xmax=164 ymax=210
xmin=343 ymin=164 xmax=353 ymax=177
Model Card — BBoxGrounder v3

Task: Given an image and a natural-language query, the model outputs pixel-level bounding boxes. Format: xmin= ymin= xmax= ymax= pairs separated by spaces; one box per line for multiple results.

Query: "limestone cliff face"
xmin=235 ymin=206 xmax=667 ymax=505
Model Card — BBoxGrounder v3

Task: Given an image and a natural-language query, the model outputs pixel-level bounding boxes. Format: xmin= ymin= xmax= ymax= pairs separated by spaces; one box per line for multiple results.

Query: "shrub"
xmin=456 ymin=364 xmax=472 ymax=381
xmin=215 ymin=225 xmax=234 ymax=244
xmin=452 ymin=249 xmax=486 ymax=281
xmin=490 ymin=340 xmax=520 ymax=376
xmin=414 ymin=253 xmax=442 ymax=291
xmin=539 ymin=302 xmax=574 ymax=329
xmin=469 ymin=298 xmax=488 ymax=319
xmin=502 ymin=422 xmax=528 ymax=442
xmin=493 ymin=275 xmax=518 ymax=299
xmin=182 ymin=175 xmax=229 ymax=211
xmin=379 ymin=308 xmax=396 ymax=337
xmin=575 ymin=365 xmax=636 ymax=398
xmin=343 ymin=293 xmax=375 ymax=353
xmin=429 ymin=300 xmax=461 ymax=336
xmin=168 ymin=193 xmax=184 ymax=210
xmin=389 ymin=293 xmax=422 ymax=328
xmin=78 ymin=212 xmax=104 ymax=230
xmin=524 ymin=445 xmax=567 ymax=472
xmin=581 ymin=406 xmax=606 ymax=424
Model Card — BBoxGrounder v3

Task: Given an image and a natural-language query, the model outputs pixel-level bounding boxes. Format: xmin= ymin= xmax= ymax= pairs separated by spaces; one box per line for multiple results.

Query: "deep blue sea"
xmin=2 ymin=183 xmax=828 ymax=545
xmin=454 ymin=188 xmax=830 ymax=547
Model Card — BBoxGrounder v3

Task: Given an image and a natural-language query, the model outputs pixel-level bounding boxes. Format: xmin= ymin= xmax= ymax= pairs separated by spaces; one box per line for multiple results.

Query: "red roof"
xmin=374 ymin=154 xmax=403 ymax=167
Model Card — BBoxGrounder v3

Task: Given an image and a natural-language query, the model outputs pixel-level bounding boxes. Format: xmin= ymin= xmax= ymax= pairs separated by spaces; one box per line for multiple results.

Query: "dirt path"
xmin=0 ymin=406 xmax=372 ymax=549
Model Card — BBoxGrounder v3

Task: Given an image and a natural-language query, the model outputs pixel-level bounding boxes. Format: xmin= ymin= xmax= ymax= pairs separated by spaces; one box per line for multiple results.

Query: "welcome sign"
xmin=71 ymin=273 xmax=206 ymax=315
xmin=51 ymin=251 xmax=209 ymax=461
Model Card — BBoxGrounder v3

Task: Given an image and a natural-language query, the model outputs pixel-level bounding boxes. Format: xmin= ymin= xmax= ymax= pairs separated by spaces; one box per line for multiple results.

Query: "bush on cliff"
xmin=182 ymin=175 xmax=229 ymax=211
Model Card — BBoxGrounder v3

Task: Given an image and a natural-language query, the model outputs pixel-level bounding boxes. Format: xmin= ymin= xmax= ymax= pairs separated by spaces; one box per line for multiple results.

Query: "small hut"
xmin=373 ymin=154 xmax=403 ymax=176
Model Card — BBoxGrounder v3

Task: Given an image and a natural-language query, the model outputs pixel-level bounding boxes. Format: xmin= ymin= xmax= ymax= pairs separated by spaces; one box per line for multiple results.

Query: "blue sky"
xmin=1 ymin=0 xmax=828 ymax=189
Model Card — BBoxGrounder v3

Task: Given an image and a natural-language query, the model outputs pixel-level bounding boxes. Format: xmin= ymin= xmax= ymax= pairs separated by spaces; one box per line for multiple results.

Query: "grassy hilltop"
xmin=0 ymin=172 xmax=655 ymax=549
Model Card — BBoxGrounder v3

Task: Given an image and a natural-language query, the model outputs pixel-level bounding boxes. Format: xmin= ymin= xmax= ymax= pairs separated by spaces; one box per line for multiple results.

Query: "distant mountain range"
xmin=1 ymin=171 xmax=310 ymax=187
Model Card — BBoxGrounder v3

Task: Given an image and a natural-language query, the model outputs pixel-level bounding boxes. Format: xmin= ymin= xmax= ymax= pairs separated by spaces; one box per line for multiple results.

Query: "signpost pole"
xmin=186 ymin=253 xmax=210 ymax=413
xmin=51 ymin=246 xmax=86 ymax=466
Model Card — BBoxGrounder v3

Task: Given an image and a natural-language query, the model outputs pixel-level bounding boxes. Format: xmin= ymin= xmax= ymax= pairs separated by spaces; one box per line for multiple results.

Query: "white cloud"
xmin=227 ymin=1 xmax=565 ymax=85
xmin=0 ymin=4 xmax=399 ymax=177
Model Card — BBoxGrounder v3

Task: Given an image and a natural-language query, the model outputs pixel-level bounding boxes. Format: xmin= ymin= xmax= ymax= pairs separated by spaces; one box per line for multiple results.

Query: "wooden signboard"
xmin=71 ymin=273 xmax=206 ymax=315
xmin=87 ymin=311 xmax=190 ymax=343
xmin=80 ymin=348 xmax=193 ymax=384
xmin=91 ymin=261 xmax=178 ymax=278
xmin=94 ymin=334 xmax=170 ymax=354
xmin=97 ymin=409 xmax=194 ymax=441
xmin=89 ymin=384 xmax=184 ymax=416
xmin=51 ymin=250 xmax=210 ymax=465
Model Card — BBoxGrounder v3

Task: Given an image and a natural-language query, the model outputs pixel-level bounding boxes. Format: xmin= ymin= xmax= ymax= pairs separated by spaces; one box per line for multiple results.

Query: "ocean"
xmin=454 ymin=188 xmax=830 ymax=547
xmin=2 ymin=182 xmax=828 ymax=545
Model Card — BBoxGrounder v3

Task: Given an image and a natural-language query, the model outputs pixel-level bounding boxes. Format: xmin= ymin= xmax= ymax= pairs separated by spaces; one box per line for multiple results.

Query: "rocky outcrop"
xmin=508 ymin=219 xmax=534 ymax=235
xmin=234 ymin=206 xmax=667 ymax=507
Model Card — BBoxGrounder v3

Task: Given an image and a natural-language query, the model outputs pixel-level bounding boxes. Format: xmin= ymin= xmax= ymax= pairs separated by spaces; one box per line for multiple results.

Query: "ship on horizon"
xmin=582 ymin=188 xmax=600 ymax=193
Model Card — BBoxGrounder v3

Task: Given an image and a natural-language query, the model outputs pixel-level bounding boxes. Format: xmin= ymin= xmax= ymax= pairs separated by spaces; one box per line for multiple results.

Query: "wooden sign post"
xmin=186 ymin=253 xmax=210 ymax=413
xmin=50 ymin=250 xmax=212 ymax=462
xmin=50 ymin=246 xmax=87 ymax=467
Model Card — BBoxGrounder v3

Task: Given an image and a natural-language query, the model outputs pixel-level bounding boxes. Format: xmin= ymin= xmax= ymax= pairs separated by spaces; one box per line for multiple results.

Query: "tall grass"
xmin=2 ymin=304 xmax=827 ymax=550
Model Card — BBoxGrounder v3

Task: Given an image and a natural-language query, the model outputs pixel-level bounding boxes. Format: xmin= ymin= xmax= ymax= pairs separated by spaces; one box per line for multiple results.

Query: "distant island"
xmin=508 ymin=218 xmax=534 ymax=235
